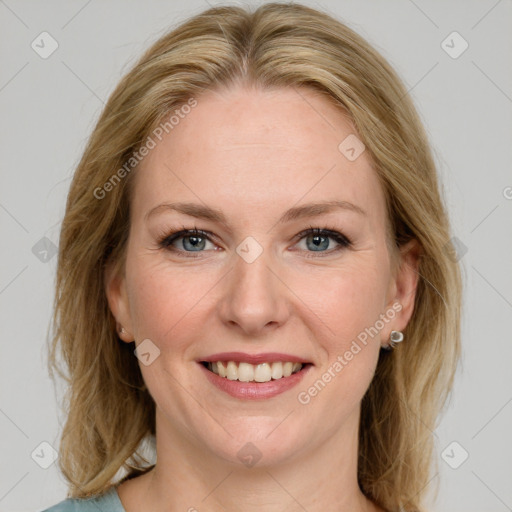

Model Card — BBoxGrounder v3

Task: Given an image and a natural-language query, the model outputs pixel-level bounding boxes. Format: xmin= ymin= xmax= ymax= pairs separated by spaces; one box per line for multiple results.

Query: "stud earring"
xmin=383 ymin=330 xmax=404 ymax=350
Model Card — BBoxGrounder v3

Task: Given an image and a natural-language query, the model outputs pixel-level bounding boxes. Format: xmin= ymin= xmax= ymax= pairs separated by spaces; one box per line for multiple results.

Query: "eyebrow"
xmin=145 ymin=199 xmax=366 ymax=226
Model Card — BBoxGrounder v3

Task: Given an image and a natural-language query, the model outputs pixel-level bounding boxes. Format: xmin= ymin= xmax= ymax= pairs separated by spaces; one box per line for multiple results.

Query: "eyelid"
xmin=157 ymin=225 xmax=216 ymax=249
xmin=293 ymin=224 xmax=352 ymax=245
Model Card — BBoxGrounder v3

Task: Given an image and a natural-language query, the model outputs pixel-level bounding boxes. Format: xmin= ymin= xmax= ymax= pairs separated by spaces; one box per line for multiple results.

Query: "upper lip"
xmin=199 ymin=352 xmax=311 ymax=365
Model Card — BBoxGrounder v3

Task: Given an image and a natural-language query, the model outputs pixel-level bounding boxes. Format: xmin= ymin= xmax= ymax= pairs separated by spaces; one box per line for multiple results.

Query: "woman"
xmin=43 ymin=2 xmax=462 ymax=511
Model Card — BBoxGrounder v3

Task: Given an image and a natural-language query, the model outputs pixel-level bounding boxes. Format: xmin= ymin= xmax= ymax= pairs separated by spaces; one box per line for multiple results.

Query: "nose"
xmin=217 ymin=245 xmax=291 ymax=337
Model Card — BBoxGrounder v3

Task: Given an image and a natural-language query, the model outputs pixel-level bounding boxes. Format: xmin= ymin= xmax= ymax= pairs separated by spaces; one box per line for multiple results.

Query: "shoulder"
xmin=41 ymin=498 xmax=92 ymax=512
xmin=40 ymin=486 xmax=125 ymax=512
xmin=40 ymin=499 xmax=80 ymax=512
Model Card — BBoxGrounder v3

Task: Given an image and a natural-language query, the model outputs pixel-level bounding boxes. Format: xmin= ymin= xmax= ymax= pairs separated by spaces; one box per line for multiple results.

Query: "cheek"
xmin=297 ymin=260 xmax=387 ymax=398
xmin=126 ymin=256 xmax=217 ymax=347
xmin=295 ymin=258 xmax=389 ymax=347
xmin=297 ymin=269 xmax=386 ymax=421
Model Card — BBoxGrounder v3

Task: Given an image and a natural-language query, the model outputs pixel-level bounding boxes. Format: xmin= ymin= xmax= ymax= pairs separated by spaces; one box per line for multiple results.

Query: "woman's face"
xmin=107 ymin=84 xmax=419 ymax=467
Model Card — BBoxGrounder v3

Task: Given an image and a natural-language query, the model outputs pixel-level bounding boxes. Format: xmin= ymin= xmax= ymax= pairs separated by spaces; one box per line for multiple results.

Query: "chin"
xmin=200 ymin=415 xmax=312 ymax=469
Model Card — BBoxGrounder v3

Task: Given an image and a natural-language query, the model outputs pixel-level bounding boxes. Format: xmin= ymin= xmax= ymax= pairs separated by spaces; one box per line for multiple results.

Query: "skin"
xmin=106 ymin=83 xmax=420 ymax=512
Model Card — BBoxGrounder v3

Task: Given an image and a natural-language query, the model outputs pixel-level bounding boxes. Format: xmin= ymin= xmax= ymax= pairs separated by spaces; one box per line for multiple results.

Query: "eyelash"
xmin=157 ymin=224 xmax=352 ymax=259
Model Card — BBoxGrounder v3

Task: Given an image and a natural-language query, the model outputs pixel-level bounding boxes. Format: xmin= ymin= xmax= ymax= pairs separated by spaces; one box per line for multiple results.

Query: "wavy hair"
xmin=48 ymin=3 xmax=463 ymax=511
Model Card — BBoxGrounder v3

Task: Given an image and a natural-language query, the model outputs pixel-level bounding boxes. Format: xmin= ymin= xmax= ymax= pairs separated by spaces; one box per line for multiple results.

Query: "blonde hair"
xmin=48 ymin=3 xmax=463 ymax=511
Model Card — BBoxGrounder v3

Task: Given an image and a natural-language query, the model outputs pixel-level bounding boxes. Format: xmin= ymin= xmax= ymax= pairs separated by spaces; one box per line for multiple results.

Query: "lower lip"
xmin=199 ymin=362 xmax=312 ymax=400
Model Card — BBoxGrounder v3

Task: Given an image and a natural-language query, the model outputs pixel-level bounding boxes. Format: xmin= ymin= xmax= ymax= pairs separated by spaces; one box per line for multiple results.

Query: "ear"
xmin=104 ymin=259 xmax=134 ymax=343
xmin=381 ymin=239 xmax=422 ymax=346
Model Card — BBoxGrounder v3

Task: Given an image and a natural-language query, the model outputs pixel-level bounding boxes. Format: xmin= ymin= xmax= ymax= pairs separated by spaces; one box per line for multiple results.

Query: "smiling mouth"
xmin=201 ymin=360 xmax=311 ymax=383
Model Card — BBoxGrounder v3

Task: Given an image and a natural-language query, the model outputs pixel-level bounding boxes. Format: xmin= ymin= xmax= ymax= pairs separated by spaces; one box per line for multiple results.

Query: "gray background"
xmin=0 ymin=0 xmax=511 ymax=511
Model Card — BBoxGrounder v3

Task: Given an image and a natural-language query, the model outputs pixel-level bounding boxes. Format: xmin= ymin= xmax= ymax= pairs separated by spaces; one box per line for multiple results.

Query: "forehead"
xmin=132 ymin=85 xmax=386 ymax=228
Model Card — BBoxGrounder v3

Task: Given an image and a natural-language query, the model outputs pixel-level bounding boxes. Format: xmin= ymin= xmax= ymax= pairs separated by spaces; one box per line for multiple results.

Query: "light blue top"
xmin=41 ymin=485 xmax=126 ymax=512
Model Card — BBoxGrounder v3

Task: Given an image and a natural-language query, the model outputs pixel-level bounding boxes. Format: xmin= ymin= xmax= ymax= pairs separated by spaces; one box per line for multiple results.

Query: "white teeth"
xmin=207 ymin=361 xmax=304 ymax=382
xmin=283 ymin=362 xmax=293 ymax=377
xmin=254 ymin=363 xmax=272 ymax=382
xmin=226 ymin=361 xmax=237 ymax=380
xmin=217 ymin=361 xmax=227 ymax=377
xmin=271 ymin=362 xmax=283 ymax=379
xmin=238 ymin=362 xmax=254 ymax=382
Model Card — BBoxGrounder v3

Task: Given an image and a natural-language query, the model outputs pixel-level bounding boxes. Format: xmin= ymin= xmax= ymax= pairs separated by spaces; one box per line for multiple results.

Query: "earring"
xmin=383 ymin=330 xmax=404 ymax=350
xmin=118 ymin=326 xmax=126 ymax=336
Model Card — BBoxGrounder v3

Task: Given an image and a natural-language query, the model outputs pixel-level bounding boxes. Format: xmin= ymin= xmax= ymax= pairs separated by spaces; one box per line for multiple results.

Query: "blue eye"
xmin=158 ymin=225 xmax=352 ymax=258
xmin=294 ymin=227 xmax=351 ymax=256
xmin=159 ymin=228 xmax=215 ymax=255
